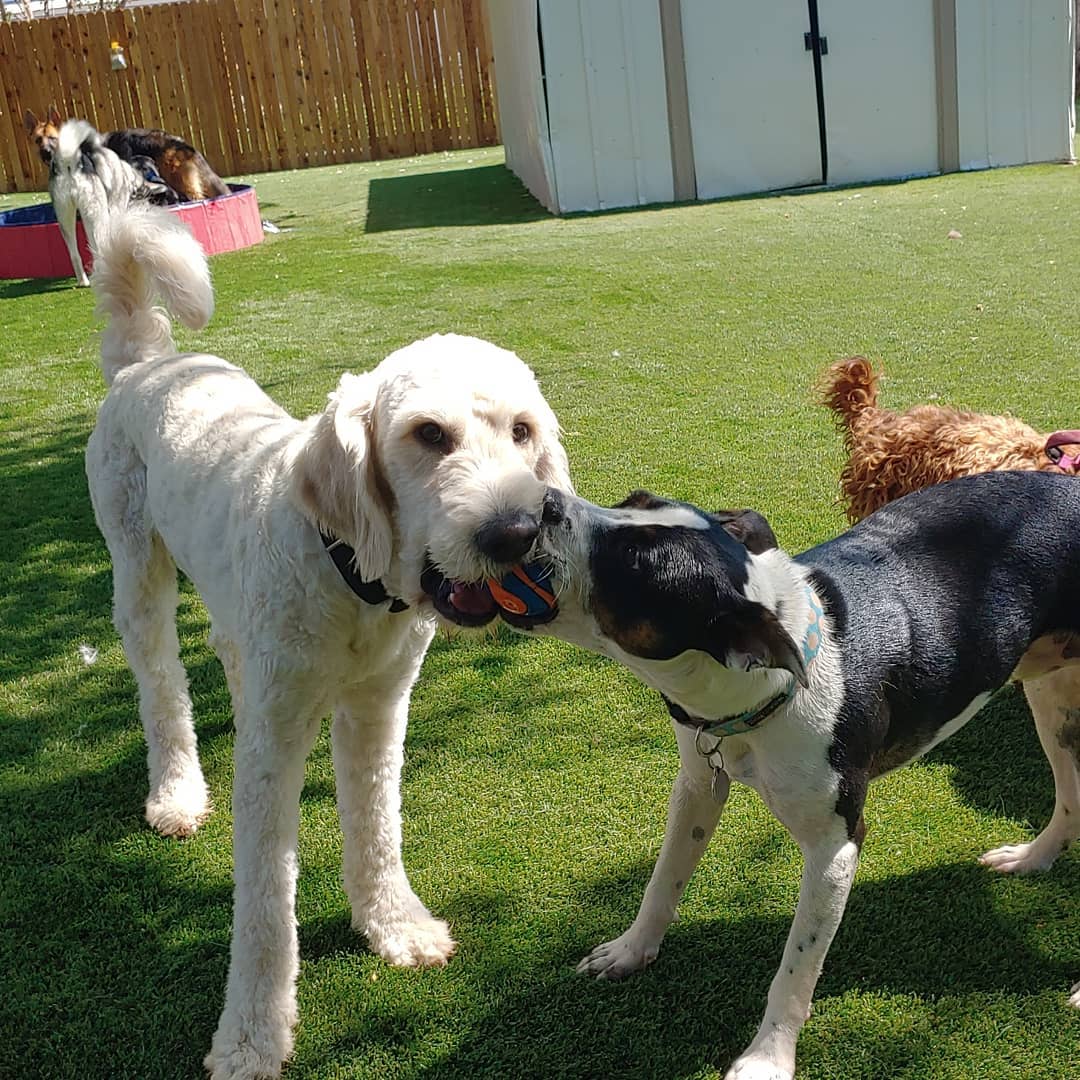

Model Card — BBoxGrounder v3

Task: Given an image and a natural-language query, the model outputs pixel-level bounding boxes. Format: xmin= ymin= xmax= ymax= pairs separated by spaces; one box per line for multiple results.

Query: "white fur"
xmin=593 ymin=504 xmax=711 ymax=530
xmin=50 ymin=119 xmax=156 ymax=287
xmin=84 ymin=204 xmax=570 ymax=1080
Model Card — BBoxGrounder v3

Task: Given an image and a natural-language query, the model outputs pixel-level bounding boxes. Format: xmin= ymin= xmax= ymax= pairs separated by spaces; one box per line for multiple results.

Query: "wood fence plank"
xmin=0 ymin=21 xmax=37 ymax=190
xmin=255 ymin=0 xmax=300 ymax=169
xmin=293 ymin=0 xmax=327 ymax=167
xmin=335 ymin=0 xmax=366 ymax=158
xmin=102 ymin=9 xmax=137 ymax=128
xmin=453 ymin=0 xmax=482 ymax=147
xmin=315 ymin=0 xmax=347 ymax=164
xmin=199 ymin=1 xmax=240 ymax=175
xmin=230 ymin=0 xmax=274 ymax=172
xmin=415 ymin=0 xmax=442 ymax=153
xmin=380 ymin=0 xmax=412 ymax=156
xmin=182 ymin=1 xmax=230 ymax=173
xmin=123 ymin=7 xmax=159 ymax=127
xmin=350 ymin=0 xmax=389 ymax=158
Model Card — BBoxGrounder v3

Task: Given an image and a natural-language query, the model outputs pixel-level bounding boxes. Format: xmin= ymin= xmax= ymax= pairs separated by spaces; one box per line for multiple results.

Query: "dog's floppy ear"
xmin=712 ymin=606 xmax=808 ymax=688
xmin=291 ymin=372 xmax=394 ymax=582
xmin=23 ymin=110 xmax=38 ymax=135
xmin=48 ymin=104 xmax=62 ymax=127
xmin=711 ymin=508 xmax=778 ymax=554
xmin=534 ymin=417 xmax=574 ymax=494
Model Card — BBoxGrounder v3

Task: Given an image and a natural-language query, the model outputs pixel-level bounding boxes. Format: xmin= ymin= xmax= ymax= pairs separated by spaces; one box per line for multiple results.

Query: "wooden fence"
xmin=0 ymin=0 xmax=499 ymax=193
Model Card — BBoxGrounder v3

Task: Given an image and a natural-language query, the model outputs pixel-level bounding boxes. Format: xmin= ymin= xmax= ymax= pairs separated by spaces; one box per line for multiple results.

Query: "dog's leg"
xmin=981 ymin=668 xmax=1080 ymax=874
xmin=54 ymin=189 xmax=89 ymax=286
xmin=578 ymin=720 xmax=730 ymax=979
xmin=331 ymin=657 xmax=456 ymax=968
xmin=726 ymin=808 xmax=862 ymax=1080
xmin=206 ymin=691 xmax=322 ymax=1080
xmin=88 ymin=432 xmax=209 ymax=836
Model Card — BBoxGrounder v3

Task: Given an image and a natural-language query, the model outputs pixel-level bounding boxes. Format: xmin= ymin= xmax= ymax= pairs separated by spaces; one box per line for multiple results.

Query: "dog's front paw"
xmin=365 ymin=913 xmax=457 ymax=968
xmin=724 ymin=1054 xmax=793 ymax=1080
xmin=146 ymin=774 xmax=211 ymax=838
xmin=979 ymin=840 xmax=1058 ymax=875
xmin=204 ymin=1013 xmax=293 ymax=1080
xmin=576 ymin=930 xmax=659 ymax=980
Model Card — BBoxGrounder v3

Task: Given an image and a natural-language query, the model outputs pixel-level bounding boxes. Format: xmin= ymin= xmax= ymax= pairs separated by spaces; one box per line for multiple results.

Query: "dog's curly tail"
xmin=93 ymin=202 xmax=213 ymax=385
xmin=818 ymin=356 xmax=881 ymax=446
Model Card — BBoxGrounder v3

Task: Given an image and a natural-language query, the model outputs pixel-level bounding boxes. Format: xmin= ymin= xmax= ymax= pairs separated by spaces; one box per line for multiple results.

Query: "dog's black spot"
xmin=797 ymin=944 xmax=803 ymax=952
xmin=809 ymin=934 xmax=817 ymax=945
xmin=788 ymin=967 xmax=794 ymax=975
xmin=675 ymin=880 xmax=683 ymax=891
xmin=1058 ymin=708 xmax=1080 ymax=763
xmin=691 ymin=826 xmax=705 ymax=841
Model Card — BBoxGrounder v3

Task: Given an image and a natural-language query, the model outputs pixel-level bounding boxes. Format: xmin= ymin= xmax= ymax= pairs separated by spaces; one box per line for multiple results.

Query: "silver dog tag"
xmin=710 ymin=766 xmax=725 ymax=803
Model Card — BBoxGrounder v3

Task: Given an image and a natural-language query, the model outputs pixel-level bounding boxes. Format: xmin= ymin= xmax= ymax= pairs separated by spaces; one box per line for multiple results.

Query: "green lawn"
xmin=3 ymin=147 xmax=1080 ymax=1079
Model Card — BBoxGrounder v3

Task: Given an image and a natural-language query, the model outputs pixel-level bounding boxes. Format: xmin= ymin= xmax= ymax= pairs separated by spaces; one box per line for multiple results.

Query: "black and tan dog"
xmin=24 ymin=106 xmax=229 ymax=202
xmin=527 ymin=472 xmax=1080 ymax=1080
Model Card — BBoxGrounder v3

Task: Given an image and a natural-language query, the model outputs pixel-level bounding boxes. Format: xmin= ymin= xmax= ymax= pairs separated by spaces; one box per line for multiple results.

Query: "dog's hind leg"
xmin=330 ymin=644 xmax=457 ymax=969
xmin=980 ymin=667 xmax=1080 ymax=875
xmin=87 ymin=429 xmax=209 ymax=836
xmin=578 ymin=719 xmax=731 ymax=980
xmin=54 ymin=189 xmax=89 ymax=286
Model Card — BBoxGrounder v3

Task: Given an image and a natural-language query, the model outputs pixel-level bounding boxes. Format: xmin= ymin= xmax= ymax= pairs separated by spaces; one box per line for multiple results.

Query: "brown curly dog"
xmin=820 ymin=356 xmax=1080 ymax=522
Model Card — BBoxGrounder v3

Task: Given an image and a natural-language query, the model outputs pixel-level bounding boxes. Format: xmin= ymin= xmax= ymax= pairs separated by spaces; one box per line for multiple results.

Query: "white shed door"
xmin=681 ymin=0 xmax=823 ymax=199
xmin=817 ymin=0 xmax=939 ymax=185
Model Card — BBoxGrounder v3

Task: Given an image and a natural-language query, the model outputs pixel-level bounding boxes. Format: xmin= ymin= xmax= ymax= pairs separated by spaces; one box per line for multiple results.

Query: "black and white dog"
xmin=48 ymin=119 xmax=178 ymax=286
xmin=530 ymin=470 xmax=1080 ymax=1080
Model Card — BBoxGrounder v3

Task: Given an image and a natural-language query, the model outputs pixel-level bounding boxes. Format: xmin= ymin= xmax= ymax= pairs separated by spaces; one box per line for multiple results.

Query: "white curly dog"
xmin=85 ymin=204 xmax=571 ymax=1079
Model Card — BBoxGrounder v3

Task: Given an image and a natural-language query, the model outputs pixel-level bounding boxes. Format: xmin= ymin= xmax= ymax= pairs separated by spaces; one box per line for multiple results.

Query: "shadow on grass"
xmin=365 ymin=164 xmax=549 ymax=233
xmin=0 ymin=412 xmax=235 ymax=762
xmin=929 ymin=682 xmax=1056 ymax=827
xmin=303 ymin=852 xmax=1079 ymax=1080
xmin=0 ymin=275 xmax=77 ymax=299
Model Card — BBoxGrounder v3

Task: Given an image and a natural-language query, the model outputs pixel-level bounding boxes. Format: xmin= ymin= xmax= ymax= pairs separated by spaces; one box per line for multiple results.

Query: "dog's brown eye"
xmin=416 ymin=422 xmax=445 ymax=447
xmin=512 ymin=422 xmax=531 ymax=444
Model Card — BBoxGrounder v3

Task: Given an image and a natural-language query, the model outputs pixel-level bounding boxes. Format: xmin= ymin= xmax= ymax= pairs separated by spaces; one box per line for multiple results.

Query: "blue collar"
xmin=693 ymin=586 xmax=823 ymax=739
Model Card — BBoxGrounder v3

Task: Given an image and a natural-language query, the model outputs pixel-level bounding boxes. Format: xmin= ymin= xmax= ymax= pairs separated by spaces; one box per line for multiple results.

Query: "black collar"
xmin=320 ymin=531 xmax=408 ymax=613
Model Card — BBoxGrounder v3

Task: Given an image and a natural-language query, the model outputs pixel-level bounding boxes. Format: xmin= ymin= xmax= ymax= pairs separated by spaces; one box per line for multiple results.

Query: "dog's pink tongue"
xmin=449 ymin=581 xmax=497 ymax=616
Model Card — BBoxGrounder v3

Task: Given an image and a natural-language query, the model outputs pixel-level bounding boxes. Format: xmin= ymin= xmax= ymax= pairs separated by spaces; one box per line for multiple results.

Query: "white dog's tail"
xmin=93 ymin=203 xmax=213 ymax=385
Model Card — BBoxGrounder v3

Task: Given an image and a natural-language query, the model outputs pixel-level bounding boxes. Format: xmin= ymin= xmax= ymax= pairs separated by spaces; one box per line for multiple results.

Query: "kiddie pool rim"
xmin=0 ymin=183 xmax=263 ymax=281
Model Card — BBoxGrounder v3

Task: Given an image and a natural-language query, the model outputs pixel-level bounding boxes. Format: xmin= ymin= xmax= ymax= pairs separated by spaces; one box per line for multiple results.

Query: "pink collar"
xmin=1044 ymin=430 xmax=1080 ymax=472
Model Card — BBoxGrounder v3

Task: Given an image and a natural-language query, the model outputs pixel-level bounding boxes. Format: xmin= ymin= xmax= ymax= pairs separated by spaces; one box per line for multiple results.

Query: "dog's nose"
xmin=476 ymin=511 xmax=540 ymax=563
xmin=541 ymin=489 xmax=565 ymax=526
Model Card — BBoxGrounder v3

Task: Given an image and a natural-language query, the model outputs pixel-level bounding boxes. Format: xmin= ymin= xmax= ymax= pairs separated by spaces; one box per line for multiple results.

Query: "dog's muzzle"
xmin=420 ymin=501 xmax=563 ymax=629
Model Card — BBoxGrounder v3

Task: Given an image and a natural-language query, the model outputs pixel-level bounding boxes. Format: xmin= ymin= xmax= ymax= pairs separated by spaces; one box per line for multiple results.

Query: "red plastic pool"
xmin=0 ymin=183 xmax=263 ymax=281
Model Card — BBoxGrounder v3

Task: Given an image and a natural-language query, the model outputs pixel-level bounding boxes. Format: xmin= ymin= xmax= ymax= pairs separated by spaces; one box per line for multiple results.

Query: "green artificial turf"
xmin=3 ymin=146 xmax=1080 ymax=1079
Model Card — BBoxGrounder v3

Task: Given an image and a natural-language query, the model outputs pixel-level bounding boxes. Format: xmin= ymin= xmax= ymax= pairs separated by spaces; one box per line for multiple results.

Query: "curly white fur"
xmin=85 ymin=204 xmax=571 ymax=1079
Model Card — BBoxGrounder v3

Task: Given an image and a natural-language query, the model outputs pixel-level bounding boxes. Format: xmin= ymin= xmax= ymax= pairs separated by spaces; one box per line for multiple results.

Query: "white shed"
xmin=487 ymin=0 xmax=1077 ymax=214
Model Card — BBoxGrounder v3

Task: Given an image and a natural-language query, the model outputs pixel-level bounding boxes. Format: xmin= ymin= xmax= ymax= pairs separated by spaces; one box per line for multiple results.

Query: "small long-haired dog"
xmin=821 ymin=356 xmax=1080 ymax=521
xmin=34 ymin=118 xmax=177 ymax=286
xmin=25 ymin=106 xmax=230 ymax=203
